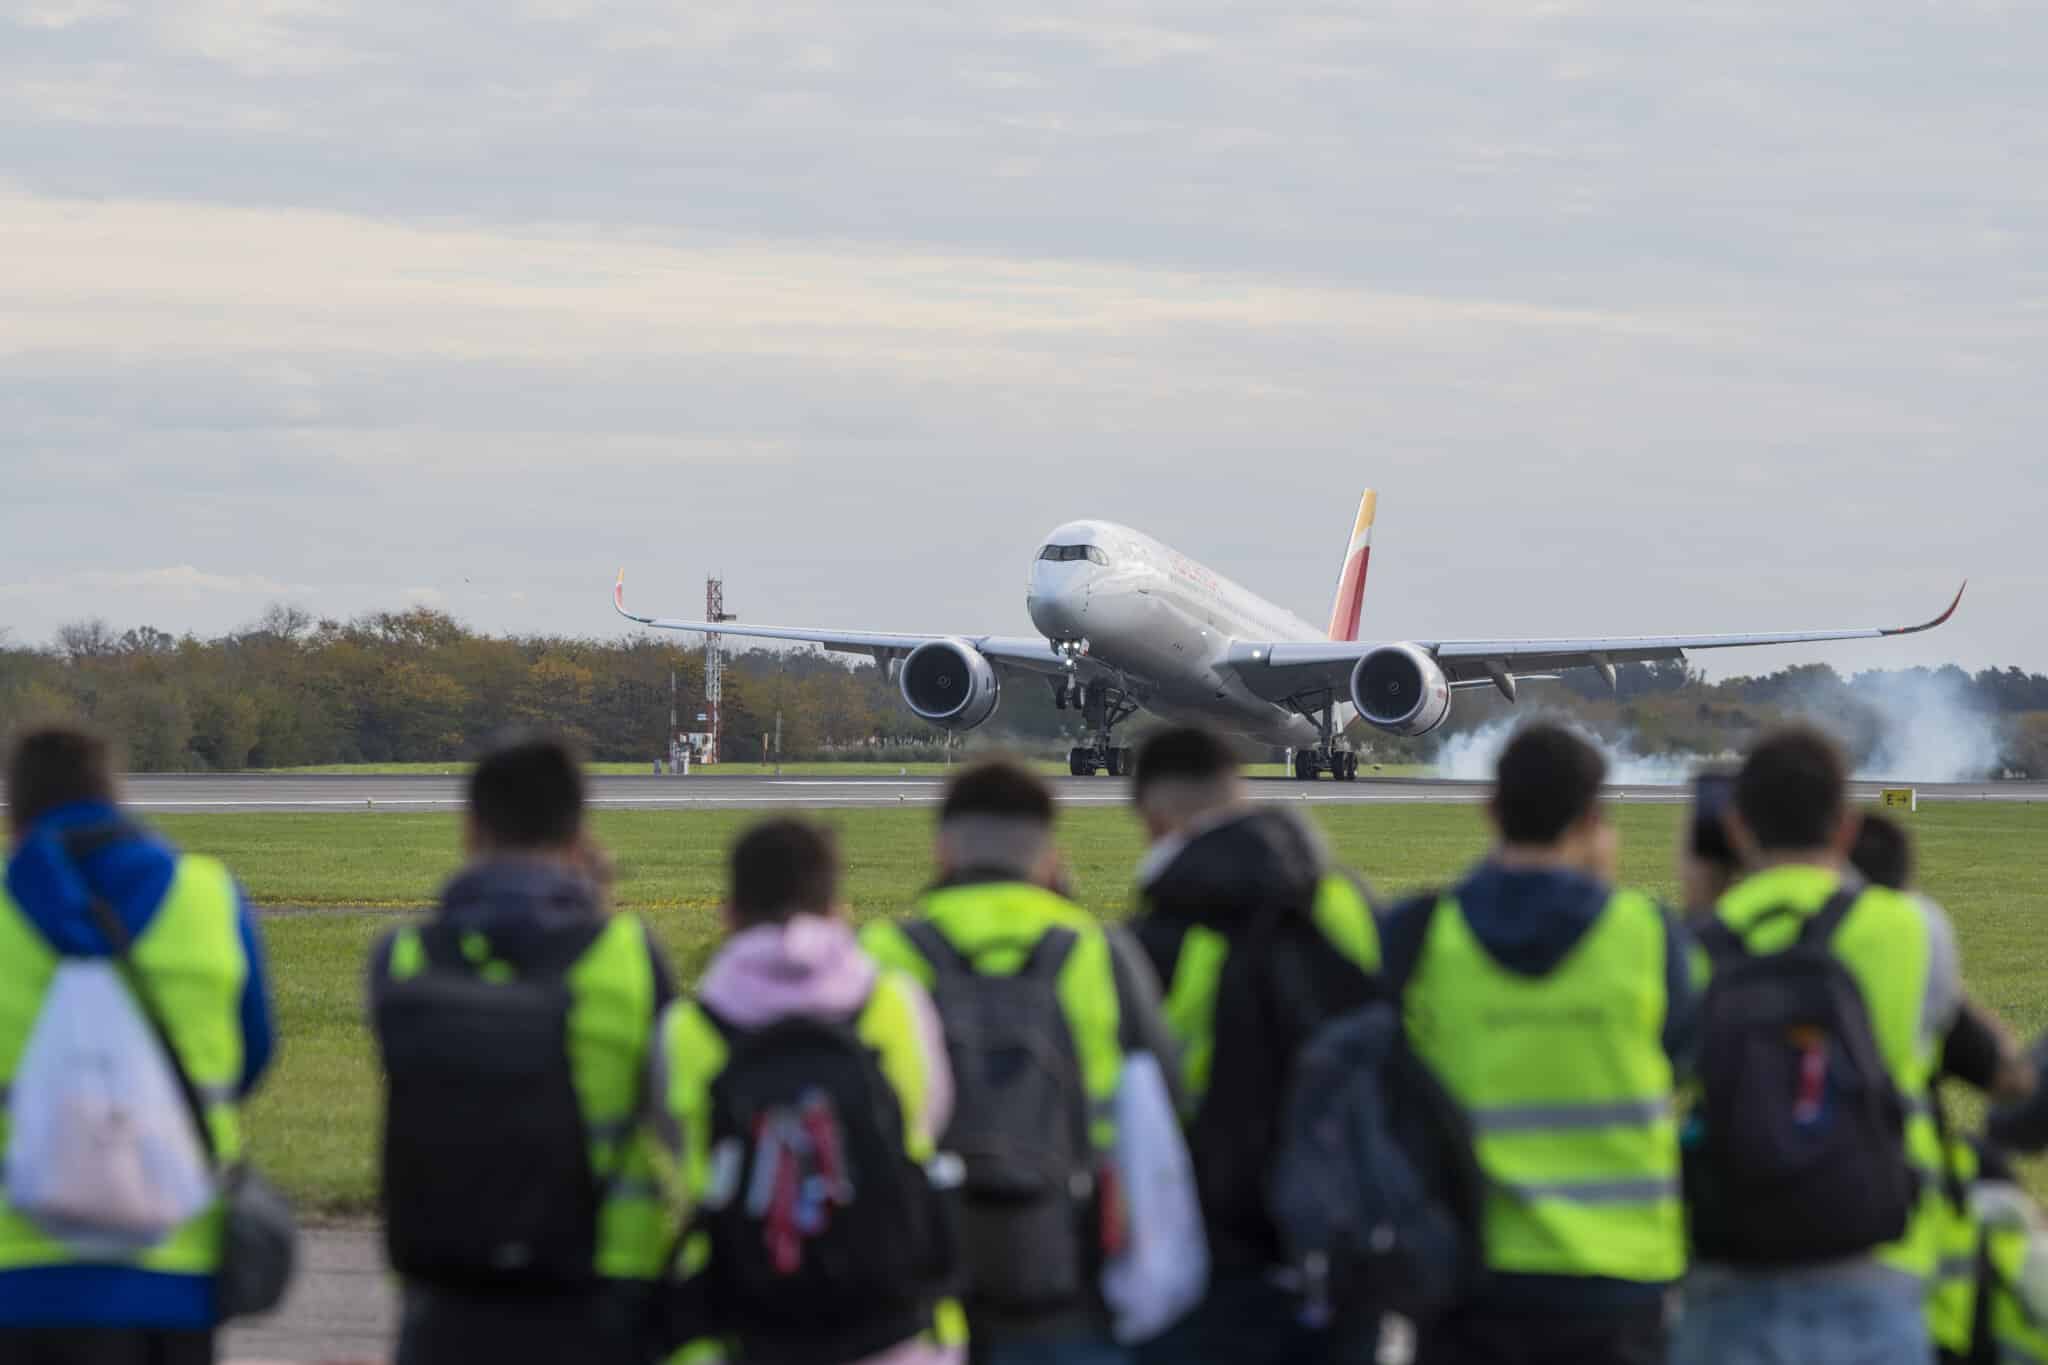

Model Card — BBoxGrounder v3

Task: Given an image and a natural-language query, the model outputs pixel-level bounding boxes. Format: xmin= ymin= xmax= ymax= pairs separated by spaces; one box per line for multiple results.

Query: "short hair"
xmin=730 ymin=819 xmax=839 ymax=926
xmin=938 ymin=759 xmax=1054 ymax=878
xmin=1493 ymin=722 xmax=1607 ymax=845
xmin=467 ymin=732 xmax=584 ymax=850
xmin=1132 ymin=727 xmax=1237 ymax=802
xmin=5 ymin=725 xmax=119 ymax=831
xmin=1735 ymin=726 xmax=1847 ymax=853
xmin=940 ymin=759 xmax=1054 ymax=828
xmin=1849 ymin=812 xmax=1913 ymax=890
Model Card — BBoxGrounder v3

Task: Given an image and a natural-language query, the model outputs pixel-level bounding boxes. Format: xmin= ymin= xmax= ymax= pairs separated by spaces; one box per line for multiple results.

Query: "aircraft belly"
xmin=1090 ymin=593 xmax=1319 ymax=747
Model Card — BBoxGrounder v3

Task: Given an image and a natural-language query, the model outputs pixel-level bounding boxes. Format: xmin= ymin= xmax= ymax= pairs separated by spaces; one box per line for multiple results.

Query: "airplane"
xmin=613 ymin=490 xmax=1965 ymax=780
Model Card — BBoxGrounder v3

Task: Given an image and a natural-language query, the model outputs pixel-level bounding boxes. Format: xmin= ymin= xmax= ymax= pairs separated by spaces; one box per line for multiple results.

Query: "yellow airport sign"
xmin=1879 ymin=787 xmax=1918 ymax=812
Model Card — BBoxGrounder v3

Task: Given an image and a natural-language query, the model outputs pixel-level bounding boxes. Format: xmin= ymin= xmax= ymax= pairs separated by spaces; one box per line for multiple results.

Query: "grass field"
xmin=148 ymin=802 xmax=2048 ymax=1211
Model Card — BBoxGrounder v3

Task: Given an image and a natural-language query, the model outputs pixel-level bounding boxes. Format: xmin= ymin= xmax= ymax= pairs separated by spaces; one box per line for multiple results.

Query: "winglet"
xmin=1326 ymin=489 xmax=1377 ymax=643
xmin=613 ymin=569 xmax=642 ymax=623
xmin=1880 ymin=581 xmax=1966 ymax=637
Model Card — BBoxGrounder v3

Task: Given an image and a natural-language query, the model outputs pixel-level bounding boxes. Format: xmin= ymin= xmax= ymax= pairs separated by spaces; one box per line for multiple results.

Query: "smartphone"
xmin=1691 ymin=772 xmax=1736 ymax=861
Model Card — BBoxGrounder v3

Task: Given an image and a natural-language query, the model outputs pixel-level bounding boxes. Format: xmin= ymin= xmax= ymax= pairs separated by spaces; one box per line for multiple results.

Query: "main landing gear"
xmin=1286 ymin=690 xmax=1360 ymax=781
xmin=1291 ymin=747 xmax=1361 ymax=782
xmin=1062 ymin=678 xmax=1139 ymax=777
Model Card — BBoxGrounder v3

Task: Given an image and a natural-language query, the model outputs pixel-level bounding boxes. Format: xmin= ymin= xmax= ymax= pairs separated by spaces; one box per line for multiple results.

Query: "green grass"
xmin=151 ymin=802 xmax=2048 ymax=1212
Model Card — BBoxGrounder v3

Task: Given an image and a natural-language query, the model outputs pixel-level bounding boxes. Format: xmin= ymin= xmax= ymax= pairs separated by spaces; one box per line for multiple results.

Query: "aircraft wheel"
xmin=1106 ymin=748 xmax=1125 ymax=778
xmin=1069 ymin=748 xmax=1087 ymax=777
xmin=1342 ymin=752 xmax=1359 ymax=781
xmin=1293 ymin=750 xmax=1316 ymax=781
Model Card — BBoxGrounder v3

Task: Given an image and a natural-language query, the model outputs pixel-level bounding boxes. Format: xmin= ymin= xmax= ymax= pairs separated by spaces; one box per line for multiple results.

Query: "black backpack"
xmin=374 ymin=920 xmax=611 ymax=1291
xmin=902 ymin=922 xmax=1099 ymax=1317
xmin=688 ymin=1004 xmax=958 ymax=1365
xmin=1268 ymin=899 xmax=1484 ymax=1330
xmin=1687 ymin=890 xmax=1917 ymax=1265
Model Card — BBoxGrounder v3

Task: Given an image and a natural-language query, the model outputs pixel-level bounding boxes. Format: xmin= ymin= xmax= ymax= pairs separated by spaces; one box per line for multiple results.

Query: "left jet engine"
xmin=899 ymin=639 xmax=1001 ymax=731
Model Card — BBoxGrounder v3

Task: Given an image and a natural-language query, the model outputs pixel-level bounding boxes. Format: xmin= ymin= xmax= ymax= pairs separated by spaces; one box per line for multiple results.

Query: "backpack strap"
xmin=1016 ymin=927 xmax=1079 ymax=983
xmin=1696 ymin=901 xmax=1810 ymax=963
xmin=1795 ymin=887 xmax=1863 ymax=950
xmin=899 ymin=919 xmax=974 ymax=979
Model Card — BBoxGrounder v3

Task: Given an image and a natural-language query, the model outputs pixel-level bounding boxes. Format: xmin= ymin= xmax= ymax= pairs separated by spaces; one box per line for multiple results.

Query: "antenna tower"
xmin=705 ymin=576 xmax=737 ymax=763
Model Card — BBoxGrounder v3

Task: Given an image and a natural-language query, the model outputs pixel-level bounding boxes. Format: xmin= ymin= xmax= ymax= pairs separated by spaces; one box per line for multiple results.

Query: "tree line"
xmin=1 ymin=607 xmax=2043 ymax=776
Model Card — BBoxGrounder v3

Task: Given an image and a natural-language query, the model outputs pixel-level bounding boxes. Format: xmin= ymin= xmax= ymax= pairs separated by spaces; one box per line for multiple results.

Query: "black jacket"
xmin=1131 ymin=807 xmax=1378 ymax=1273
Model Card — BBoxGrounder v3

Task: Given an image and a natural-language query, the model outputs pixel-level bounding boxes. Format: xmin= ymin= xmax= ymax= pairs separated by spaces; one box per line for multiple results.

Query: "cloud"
xmin=0 ymin=566 xmax=305 ymax=600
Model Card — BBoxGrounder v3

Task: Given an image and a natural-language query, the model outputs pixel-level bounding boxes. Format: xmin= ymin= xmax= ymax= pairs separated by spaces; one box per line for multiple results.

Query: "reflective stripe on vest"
xmin=384 ymin=912 xmax=669 ymax=1280
xmin=1406 ymin=888 xmax=1683 ymax=1283
xmin=1714 ymin=867 xmax=1941 ymax=1279
xmin=865 ymin=882 xmax=1125 ymax=1150
xmin=0 ymin=854 xmax=247 ymax=1275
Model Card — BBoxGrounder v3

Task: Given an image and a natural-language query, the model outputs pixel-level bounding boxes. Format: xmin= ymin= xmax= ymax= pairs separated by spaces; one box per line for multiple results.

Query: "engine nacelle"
xmin=899 ymin=639 xmax=1001 ymax=731
xmin=1350 ymin=643 xmax=1453 ymax=737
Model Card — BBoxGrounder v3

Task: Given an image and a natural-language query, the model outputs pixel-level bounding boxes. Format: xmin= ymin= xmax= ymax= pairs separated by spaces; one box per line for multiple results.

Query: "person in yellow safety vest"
xmin=863 ymin=760 xmax=1180 ymax=1365
xmin=0 ymin=725 xmax=278 ymax=1365
xmin=1121 ymin=726 xmax=1380 ymax=1365
xmin=369 ymin=734 xmax=678 ymax=1365
xmin=1376 ymin=723 xmax=1696 ymax=1365
xmin=1922 ymin=1133 xmax=2048 ymax=1365
xmin=1845 ymin=812 xmax=2040 ymax=1365
xmin=1673 ymin=727 xmax=1964 ymax=1365
xmin=655 ymin=818 xmax=966 ymax=1365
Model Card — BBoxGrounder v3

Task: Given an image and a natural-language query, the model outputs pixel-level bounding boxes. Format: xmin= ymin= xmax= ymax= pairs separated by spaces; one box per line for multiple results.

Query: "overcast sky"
xmin=3 ymin=0 xmax=2043 ymax=678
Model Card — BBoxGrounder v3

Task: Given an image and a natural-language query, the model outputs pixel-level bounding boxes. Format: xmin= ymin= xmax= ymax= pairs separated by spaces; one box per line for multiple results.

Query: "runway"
xmin=79 ymin=772 xmax=2048 ymax=813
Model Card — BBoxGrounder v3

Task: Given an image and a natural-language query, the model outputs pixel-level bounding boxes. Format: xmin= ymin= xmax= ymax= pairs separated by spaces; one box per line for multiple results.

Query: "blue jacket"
xmin=0 ymin=800 xmax=276 ymax=1329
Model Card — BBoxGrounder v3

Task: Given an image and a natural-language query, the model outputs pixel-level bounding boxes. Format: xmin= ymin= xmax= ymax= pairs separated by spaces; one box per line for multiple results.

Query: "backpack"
xmin=1181 ymin=872 xmax=1379 ymax=1270
xmin=374 ymin=921 xmax=611 ymax=1290
xmin=4 ymin=956 xmax=215 ymax=1255
xmin=1268 ymin=898 xmax=1484 ymax=1330
xmin=692 ymin=1005 xmax=958 ymax=1364
xmin=902 ymin=921 xmax=1099 ymax=1315
xmin=1686 ymin=889 xmax=1916 ymax=1265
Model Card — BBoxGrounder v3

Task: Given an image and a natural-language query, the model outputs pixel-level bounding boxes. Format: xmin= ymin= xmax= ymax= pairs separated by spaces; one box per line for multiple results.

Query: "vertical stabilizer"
xmin=1326 ymin=489 xmax=1377 ymax=642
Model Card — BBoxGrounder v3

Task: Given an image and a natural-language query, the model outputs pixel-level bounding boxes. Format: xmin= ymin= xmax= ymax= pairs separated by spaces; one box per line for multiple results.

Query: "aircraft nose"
xmin=1028 ymin=564 xmax=1089 ymax=641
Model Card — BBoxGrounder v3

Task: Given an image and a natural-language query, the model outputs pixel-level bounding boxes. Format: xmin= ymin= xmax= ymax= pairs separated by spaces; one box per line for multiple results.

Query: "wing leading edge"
xmin=1225 ymin=583 xmax=1966 ymax=703
xmin=612 ymin=571 xmax=1089 ymax=679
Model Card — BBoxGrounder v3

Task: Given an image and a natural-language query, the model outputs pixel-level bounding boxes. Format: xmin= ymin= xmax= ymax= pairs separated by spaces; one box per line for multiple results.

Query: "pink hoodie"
xmin=695 ymin=915 xmax=962 ymax=1365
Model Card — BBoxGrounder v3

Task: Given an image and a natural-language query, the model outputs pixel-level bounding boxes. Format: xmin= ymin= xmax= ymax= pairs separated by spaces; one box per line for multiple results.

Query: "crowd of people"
xmin=4 ymin=716 xmax=2047 ymax=1365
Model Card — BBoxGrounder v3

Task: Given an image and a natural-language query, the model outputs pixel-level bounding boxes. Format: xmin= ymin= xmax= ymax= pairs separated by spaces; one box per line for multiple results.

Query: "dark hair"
xmin=467 ymin=732 xmax=585 ymax=850
xmin=1849 ymin=812 xmax=1913 ymax=890
xmin=940 ymin=759 xmax=1054 ymax=827
xmin=730 ymin=819 xmax=840 ymax=926
xmin=5 ymin=725 xmax=119 ymax=831
xmin=1735 ymin=726 xmax=1848 ymax=853
xmin=1493 ymin=722 xmax=1608 ymax=845
xmin=1132 ymin=726 xmax=1236 ymax=800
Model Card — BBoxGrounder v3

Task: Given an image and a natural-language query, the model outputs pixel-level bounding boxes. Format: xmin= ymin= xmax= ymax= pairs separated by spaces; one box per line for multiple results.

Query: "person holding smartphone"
xmin=1678 ymin=772 xmax=1741 ymax=924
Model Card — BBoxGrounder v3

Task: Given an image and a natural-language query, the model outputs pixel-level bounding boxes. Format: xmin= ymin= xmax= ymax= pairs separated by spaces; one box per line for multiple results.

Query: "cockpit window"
xmin=1039 ymin=544 xmax=1110 ymax=565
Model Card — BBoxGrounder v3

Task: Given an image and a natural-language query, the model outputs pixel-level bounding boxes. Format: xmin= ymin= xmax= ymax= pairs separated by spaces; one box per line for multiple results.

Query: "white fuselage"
xmin=1024 ymin=520 xmax=1352 ymax=747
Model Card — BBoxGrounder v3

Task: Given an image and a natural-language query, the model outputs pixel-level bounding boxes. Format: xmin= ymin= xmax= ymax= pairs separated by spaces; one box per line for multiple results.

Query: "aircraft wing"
xmin=1222 ymin=583 xmax=1966 ymax=703
xmin=613 ymin=573 xmax=1098 ymax=680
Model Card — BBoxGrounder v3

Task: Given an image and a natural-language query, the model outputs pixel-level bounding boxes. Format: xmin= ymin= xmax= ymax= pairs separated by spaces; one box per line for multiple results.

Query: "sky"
xmin=3 ymin=0 xmax=2044 ymax=680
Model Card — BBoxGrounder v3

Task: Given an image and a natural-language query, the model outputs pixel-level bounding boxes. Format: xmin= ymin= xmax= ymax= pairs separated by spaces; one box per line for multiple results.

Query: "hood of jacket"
xmin=1138 ymin=805 xmax=1327 ymax=925
xmin=1451 ymin=860 xmax=1614 ymax=977
xmin=697 ymin=914 xmax=880 ymax=1030
xmin=435 ymin=856 xmax=604 ymax=959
